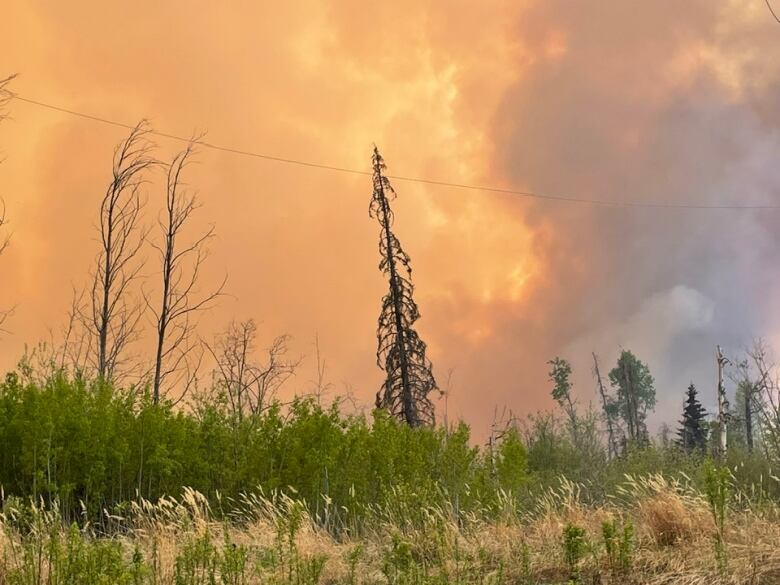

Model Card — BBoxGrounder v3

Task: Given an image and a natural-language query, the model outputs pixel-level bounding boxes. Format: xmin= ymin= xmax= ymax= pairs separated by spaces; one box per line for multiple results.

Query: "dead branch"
xmin=0 ymin=76 xmax=17 ymax=333
xmin=149 ymin=142 xmax=226 ymax=404
xmin=370 ymin=147 xmax=439 ymax=427
xmin=84 ymin=121 xmax=156 ymax=383
xmin=206 ymin=320 xmax=298 ymax=420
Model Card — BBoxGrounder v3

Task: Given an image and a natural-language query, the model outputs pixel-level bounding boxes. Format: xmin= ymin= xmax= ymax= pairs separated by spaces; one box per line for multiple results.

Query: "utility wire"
xmin=766 ymin=0 xmax=780 ymax=23
xmin=10 ymin=93 xmax=780 ymax=210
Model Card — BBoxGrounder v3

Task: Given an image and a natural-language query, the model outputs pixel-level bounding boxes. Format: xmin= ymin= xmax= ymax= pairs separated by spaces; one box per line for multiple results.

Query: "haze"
xmin=2 ymin=1 xmax=780 ymax=438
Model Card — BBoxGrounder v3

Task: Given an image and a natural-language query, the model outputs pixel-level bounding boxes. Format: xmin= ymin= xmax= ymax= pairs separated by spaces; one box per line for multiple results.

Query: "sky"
xmin=2 ymin=1 xmax=780 ymax=439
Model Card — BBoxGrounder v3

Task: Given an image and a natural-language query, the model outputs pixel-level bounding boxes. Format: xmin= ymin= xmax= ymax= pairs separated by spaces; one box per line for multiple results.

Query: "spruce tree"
xmin=370 ymin=147 xmax=438 ymax=427
xmin=677 ymin=383 xmax=708 ymax=453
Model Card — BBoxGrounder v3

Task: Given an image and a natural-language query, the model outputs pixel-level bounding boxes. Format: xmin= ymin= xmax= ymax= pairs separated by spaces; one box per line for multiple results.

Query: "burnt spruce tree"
xmin=370 ymin=147 xmax=438 ymax=427
xmin=677 ymin=383 xmax=708 ymax=453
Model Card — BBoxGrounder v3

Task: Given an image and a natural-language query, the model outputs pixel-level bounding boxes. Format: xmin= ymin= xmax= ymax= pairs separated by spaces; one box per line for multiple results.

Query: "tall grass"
xmin=3 ymin=474 xmax=780 ymax=584
xmin=4 ymin=374 xmax=780 ymax=582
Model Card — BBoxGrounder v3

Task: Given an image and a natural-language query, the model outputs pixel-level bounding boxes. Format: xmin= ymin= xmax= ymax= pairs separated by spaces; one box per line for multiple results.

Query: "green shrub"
xmin=704 ymin=461 xmax=731 ymax=575
xmin=0 ymin=374 xmax=511 ymax=530
xmin=601 ymin=517 xmax=633 ymax=573
xmin=562 ymin=523 xmax=587 ymax=583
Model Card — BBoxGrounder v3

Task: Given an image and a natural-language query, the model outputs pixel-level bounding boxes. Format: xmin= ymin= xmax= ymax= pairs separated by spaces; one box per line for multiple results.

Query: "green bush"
xmin=562 ymin=523 xmax=587 ymax=583
xmin=0 ymin=373 xmax=526 ymax=530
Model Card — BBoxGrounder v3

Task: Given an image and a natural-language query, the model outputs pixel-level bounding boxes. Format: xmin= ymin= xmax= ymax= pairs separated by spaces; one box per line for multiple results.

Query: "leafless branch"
xmin=0 ymin=201 xmax=9 ymax=333
xmin=205 ymin=319 xmax=298 ymax=420
xmin=150 ymin=142 xmax=226 ymax=403
xmin=370 ymin=147 xmax=438 ymax=427
xmin=81 ymin=121 xmax=157 ymax=383
xmin=58 ymin=287 xmax=93 ymax=375
xmin=0 ymin=76 xmax=17 ymax=333
xmin=748 ymin=339 xmax=780 ymax=460
xmin=310 ymin=334 xmax=332 ymax=406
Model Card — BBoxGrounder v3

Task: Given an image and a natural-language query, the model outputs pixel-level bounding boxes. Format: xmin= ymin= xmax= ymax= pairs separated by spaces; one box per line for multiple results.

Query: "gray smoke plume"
xmin=485 ymin=0 xmax=780 ymax=426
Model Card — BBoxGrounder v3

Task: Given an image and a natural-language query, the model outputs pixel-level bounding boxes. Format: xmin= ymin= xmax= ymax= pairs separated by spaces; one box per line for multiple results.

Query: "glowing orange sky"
xmin=2 ymin=1 xmax=780 ymax=437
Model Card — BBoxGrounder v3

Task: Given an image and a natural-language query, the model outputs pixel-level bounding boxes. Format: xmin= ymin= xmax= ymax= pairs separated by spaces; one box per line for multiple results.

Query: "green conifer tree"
xmin=677 ymin=383 xmax=708 ymax=453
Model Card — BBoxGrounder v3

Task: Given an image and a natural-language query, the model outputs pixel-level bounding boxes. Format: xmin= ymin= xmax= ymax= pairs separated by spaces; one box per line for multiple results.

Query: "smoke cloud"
xmin=1 ymin=1 xmax=779 ymax=437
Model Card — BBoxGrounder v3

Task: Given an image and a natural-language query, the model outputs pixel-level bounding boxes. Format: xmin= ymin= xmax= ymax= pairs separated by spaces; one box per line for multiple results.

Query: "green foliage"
xmin=170 ymin=529 xmax=248 ymax=585
xmin=0 ymin=373 xmax=524 ymax=529
xmin=174 ymin=530 xmax=218 ymax=585
xmin=704 ymin=461 xmax=730 ymax=575
xmin=547 ymin=357 xmax=579 ymax=442
xmin=6 ymin=368 xmax=780 ymax=584
xmin=728 ymin=379 xmax=760 ymax=452
xmin=494 ymin=428 xmax=528 ymax=492
xmin=601 ymin=517 xmax=633 ymax=574
xmin=519 ymin=541 xmax=531 ymax=584
xmin=608 ymin=350 xmax=656 ymax=444
xmin=677 ymin=383 xmax=708 ymax=453
xmin=561 ymin=523 xmax=587 ymax=583
xmin=547 ymin=357 xmax=572 ymax=407
xmin=345 ymin=544 xmax=364 ymax=585
xmin=382 ymin=534 xmax=416 ymax=583
xmin=0 ymin=506 xmax=135 ymax=585
xmin=522 ymin=412 xmax=607 ymax=495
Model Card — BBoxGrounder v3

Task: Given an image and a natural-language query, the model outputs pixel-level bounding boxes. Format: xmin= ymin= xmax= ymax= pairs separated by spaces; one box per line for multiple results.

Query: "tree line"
xmin=546 ymin=341 xmax=778 ymax=463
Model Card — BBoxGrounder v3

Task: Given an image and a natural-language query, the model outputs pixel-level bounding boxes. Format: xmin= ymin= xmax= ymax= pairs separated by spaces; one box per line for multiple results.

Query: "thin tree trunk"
xmin=98 ymin=209 xmax=113 ymax=379
xmin=745 ymin=382 xmax=754 ymax=453
xmin=152 ymin=270 xmax=169 ymax=403
xmin=717 ymin=345 xmax=728 ymax=458
xmin=152 ymin=226 xmax=174 ymax=403
xmin=593 ymin=352 xmax=618 ymax=459
xmin=376 ymin=168 xmax=417 ymax=426
xmin=622 ymin=359 xmax=637 ymax=442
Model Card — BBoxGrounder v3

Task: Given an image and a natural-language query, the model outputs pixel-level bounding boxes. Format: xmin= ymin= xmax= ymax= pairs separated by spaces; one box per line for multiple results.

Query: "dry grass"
xmin=3 ymin=475 xmax=780 ymax=584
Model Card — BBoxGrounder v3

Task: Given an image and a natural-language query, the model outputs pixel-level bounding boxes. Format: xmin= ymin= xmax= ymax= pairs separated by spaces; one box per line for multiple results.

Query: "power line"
xmin=10 ymin=93 xmax=780 ymax=210
xmin=12 ymin=95 xmax=370 ymax=177
xmin=766 ymin=0 xmax=780 ymax=23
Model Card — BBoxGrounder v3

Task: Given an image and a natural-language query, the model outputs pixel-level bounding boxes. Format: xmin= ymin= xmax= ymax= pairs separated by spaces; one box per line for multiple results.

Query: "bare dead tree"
xmin=0 ymin=75 xmax=16 ymax=115
xmin=0 ymin=200 xmax=11 ymax=333
xmin=730 ymin=358 xmax=757 ymax=454
xmin=370 ymin=147 xmax=439 ymax=427
xmin=0 ymin=76 xmax=16 ymax=333
xmin=206 ymin=319 xmax=297 ymax=420
xmin=86 ymin=122 xmax=155 ymax=382
xmin=486 ymin=406 xmax=520 ymax=480
xmin=310 ymin=334 xmax=332 ymax=406
xmin=57 ymin=287 xmax=94 ymax=375
xmin=748 ymin=340 xmax=780 ymax=460
xmin=745 ymin=376 xmax=755 ymax=454
xmin=442 ymin=367 xmax=456 ymax=433
xmin=593 ymin=352 xmax=619 ymax=460
xmin=716 ymin=345 xmax=730 ymax=458
xmin=148 ymin=143 xmax=225 ymax=404
xmin=0 ymin=200 xmax=7 ymax=257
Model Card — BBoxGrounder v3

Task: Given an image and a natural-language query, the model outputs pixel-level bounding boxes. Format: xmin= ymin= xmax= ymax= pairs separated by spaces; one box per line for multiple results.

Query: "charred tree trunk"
xmin=378 ymin=179 xmax=416 ymax=424
xmin=370 ymin=147 xmax=438 ymax=427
